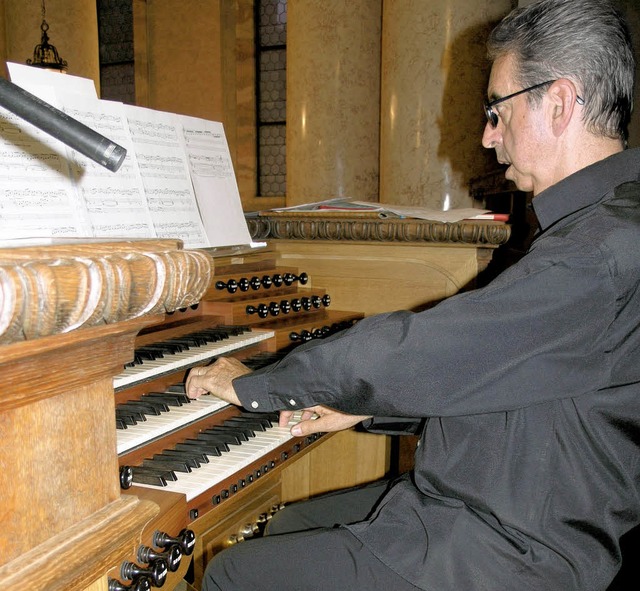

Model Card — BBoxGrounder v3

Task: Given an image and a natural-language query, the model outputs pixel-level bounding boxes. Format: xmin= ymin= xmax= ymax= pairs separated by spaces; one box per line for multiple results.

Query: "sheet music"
xmin=0 ymin=65 xmax=254 ymax=249
xmin=51 ymin=93 xmax=156 ymax=239
xmin=123 ymin=105 xmax=210 ymax=248
xmin=178 ymin=114 xmax=253 ymax=247
xmin=0 ymin=86 xmax=88 ymax=239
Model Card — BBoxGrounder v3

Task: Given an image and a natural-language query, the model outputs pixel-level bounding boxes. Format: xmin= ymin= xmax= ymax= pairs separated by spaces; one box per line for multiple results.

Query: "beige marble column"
xmin=286 ymin=0 xmax=382 ymax=205
xmin=2 ymin=0 xmax=99 ymax=87
xmin=380 ymin=0 xmax=512 ymax=209
xmin=617 ymin=0 xmax=640 ymax=148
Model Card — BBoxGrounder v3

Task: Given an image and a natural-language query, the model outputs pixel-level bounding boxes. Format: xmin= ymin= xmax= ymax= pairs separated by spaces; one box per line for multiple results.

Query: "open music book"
xmin=0 ymin=63 xmax=253 ymax=249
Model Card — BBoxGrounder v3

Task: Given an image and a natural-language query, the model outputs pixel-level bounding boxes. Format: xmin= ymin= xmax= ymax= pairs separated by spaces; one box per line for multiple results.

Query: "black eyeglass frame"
xmin=484 ymin=79 xmax=585 ymax=128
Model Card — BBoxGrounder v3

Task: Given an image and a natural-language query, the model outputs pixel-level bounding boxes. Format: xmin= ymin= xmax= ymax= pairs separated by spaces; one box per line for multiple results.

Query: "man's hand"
xmin=280 ymin=405 xmax=372 ymax=437
xmin=185 ymin=357 xmax=251 ymax=406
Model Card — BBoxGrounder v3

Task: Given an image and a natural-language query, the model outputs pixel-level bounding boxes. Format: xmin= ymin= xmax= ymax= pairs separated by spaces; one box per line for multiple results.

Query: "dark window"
xmin=97 ymin=0 xmax=135 ymax=105
xmin=256 ymin=0 xmax=287 ymax=196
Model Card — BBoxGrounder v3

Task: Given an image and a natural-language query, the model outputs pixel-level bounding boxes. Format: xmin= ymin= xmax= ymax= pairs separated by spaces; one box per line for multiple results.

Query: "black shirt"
xmin=235 ymin=148 xmax=640 ymax=590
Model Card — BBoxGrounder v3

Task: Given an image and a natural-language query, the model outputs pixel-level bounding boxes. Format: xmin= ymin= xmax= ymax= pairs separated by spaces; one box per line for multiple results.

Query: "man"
xmin=187 ymin=0 xmax=640 ymax=589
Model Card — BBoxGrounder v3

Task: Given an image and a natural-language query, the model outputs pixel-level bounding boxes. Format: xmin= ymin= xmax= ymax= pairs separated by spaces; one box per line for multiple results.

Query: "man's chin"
xmin=504 ymin=167 xmax=533 ymax=193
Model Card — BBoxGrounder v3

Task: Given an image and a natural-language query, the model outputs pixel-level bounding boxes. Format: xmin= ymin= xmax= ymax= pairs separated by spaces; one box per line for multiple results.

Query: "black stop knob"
xmin=268 ymin=301 xmax=280 ymax=316
xmin=290 ymin=330 xmax=312 ymax=343
xmin=108 ymin=577 xmax=152 ymax=591
xmin=283 ymin=272 xmax=309 ymax=286
xmin=238 ymin=277 xmax=250 ymax=291
xmin=154 ymin=528 xmax=196 ymax=556
xmin=121 ymin=559 xmax=168 ymax=588
xmin=215 ymin=279 xmax=238 ymax=293
xmin=280 ymin=299 xmax=291 ymax=314
xmin=246 ymin=304 xmax=269 ymax=318
xmin=119 ymin=465 xmax=133 ymax=490
xmin=138 ymin=543 xmax=182 ymax=572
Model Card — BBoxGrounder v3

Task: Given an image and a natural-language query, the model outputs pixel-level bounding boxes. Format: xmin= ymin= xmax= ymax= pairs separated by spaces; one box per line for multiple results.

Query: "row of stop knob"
xmin=246 ymin=294 xmax=331 ymax=318
xmin=108 ymin=529 xmax=195 ymax=591
xmin=216 ymin=272 xmax=308 ymax=293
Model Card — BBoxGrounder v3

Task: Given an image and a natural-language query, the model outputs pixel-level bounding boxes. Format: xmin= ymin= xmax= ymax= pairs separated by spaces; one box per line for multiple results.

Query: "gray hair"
xmin=487 ymin=0 xmax=635 ymax=143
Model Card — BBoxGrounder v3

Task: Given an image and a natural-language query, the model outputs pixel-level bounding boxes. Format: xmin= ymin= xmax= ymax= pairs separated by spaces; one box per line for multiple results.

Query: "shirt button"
xmin=251 ymin=401 xmax=259 ymax=409
xmin=288 ymin=399 xmax=297 ymax=406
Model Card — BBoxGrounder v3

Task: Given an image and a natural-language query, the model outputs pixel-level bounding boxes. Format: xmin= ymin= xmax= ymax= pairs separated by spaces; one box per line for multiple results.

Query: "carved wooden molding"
xmin=0 ymin=240 xmax=212 ymax=345
xmin=247 ymin=214 xmax=511 ymax=246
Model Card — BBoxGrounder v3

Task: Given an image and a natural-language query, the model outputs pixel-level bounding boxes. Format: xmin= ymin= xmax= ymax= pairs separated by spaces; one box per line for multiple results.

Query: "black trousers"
xmin=201 ymin=480 xmax=421 ymax=590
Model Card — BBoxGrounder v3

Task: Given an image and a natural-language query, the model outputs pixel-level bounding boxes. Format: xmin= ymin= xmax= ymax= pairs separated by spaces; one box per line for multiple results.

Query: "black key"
xmin=116 ymin=408 xmax=144 ymax=424
xmin=220 ymin=419 xmax=256 ymax=437
xmin=170 ymin=445 xmax=209 ymax=463
xmin=200 ymin=428 xmax=244 ymax=445
xmin=144 ymin=392 xmax=186 ymax=406
xmin=143 ymin=458 xmax=192 ymax=473
xmin=210 ymin=425 xmax=252 ymax=440
xmin=236 ymin=413 xmax=274 ymax=428
xmin=180 ymin=439 xmax=224 ymax=456
xmin=155 ymin=451 xmax=203 ymax=468
xmin=131 ymin=472 xmax=167 ymax=487
xmin=166 ymin=383 xmax=187 ymax=394
xmin=120 ymin=402 xmax=164 ymax=416
xmin=194 ymin=434 xmax=231 ymax=451
xmin=226 ymin=418 xmax=268 ymax=432
xmin=131 ymin=466 xmax=177 ymax=486
xmin=175 ymin=442 xmax=222 ymax=457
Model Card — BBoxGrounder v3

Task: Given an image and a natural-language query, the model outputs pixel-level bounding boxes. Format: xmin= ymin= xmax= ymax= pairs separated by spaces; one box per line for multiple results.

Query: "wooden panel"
xmin=281 ymin=430 xmax=390 ymax=503
xmin=273 ymin=241 xmax=487 ymax=315
xmin=190 ymin=478 xmax=282 ymax=586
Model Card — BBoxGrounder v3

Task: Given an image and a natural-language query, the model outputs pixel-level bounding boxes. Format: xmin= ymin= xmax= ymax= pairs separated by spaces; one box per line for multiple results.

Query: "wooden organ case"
xmin=0 ymin=239 xmax=387 ymax=591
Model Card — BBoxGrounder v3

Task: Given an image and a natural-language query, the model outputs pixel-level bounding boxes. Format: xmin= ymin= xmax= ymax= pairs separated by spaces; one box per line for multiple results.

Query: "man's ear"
xmin=547 ymin=79 xmax=581 ymax=137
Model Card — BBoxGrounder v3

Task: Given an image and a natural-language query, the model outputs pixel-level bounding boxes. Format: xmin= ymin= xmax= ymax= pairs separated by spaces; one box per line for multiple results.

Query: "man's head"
xmin=482 ymin=0 xmax=635 ymax=195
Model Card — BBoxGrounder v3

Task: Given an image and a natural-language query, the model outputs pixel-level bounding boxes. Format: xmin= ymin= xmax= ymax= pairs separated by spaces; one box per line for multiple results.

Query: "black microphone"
xmin=0 ymin=76 xmax=127 ymax=172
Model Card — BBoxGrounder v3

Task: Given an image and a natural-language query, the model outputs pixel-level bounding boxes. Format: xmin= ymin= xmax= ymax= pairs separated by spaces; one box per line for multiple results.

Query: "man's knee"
xmin=201 ymin=545 xmax=243 ymax=591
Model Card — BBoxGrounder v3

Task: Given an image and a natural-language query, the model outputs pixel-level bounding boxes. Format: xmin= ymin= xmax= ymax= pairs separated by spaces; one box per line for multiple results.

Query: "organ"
xmin=0 ymin=216 xmax=508 ymax=590
xmin=0 ymin=238 xmax=375 ymax=591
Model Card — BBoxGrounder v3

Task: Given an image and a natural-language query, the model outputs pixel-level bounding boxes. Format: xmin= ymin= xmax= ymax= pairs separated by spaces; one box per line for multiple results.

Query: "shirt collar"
xmin=533 ymin=148 xmax=640 ymax=231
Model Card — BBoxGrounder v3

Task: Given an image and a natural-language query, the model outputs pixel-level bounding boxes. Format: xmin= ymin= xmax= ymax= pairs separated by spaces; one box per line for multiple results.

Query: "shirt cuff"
xmin=361 ymin=416 xmax=424 ymax=436
xmin=233 ymin=372 xmax=316 ymax=412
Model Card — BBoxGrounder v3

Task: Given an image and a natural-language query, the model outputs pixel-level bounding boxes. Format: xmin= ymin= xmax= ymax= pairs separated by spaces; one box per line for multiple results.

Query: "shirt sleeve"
xmin=233 ymin=234 xmax=615 ymax=418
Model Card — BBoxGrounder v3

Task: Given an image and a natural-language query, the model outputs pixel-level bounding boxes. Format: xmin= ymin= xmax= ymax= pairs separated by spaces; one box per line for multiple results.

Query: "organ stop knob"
xmin=153 ymin=528 xmax=196 ymax=556
xmin=121 ymin=558 xmax=168 ymax=588
xmin=138 ymin=543 xmax=182 ymax=572
xmin=108 ymin=577 xmax=151 ymax=591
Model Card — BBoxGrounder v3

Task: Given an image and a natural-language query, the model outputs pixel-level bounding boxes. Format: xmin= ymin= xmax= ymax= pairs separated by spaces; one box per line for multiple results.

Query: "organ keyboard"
xmin=114 ymin=326 xmax=274 ymax=390
xmin=116 ymin=391 xmax=228 ymax=455
xmin=125 ymin=409 xmax=316 ymax=504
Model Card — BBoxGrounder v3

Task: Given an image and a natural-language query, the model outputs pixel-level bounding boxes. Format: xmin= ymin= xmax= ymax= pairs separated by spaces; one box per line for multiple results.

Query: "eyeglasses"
xmin=484 ymin=80 xmax=585 ymax=128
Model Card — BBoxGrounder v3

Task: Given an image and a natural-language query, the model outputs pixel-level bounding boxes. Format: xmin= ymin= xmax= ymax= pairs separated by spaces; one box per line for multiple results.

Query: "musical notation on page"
xmin=59 ymin=93 xmax=156 ymax=239
xmin=179 ymin=115 xmax=252 ymax=247
xmin=125 ymin=106 xmax=210 ymax=248
xmin=0 ymin=63 xmax=256 ymax=250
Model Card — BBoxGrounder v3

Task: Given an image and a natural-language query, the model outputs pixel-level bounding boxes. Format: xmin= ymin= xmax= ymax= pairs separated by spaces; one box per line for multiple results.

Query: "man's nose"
xmin=482 ymin=121 xmax=501 ymax=149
